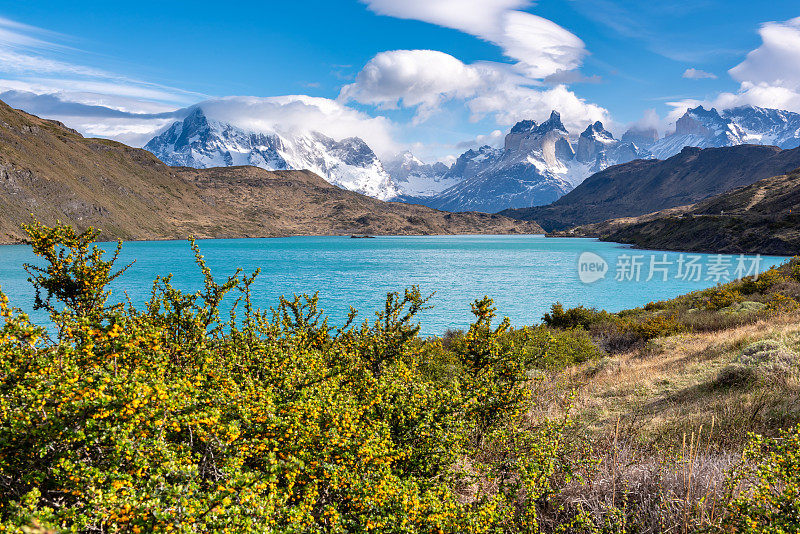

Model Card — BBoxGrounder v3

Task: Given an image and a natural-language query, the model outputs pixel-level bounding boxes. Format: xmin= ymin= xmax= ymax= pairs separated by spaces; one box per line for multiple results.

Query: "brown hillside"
xmin=559 ymin=168 xmax=800 ymax=255
xmin=0 ymin=100 xmax=542 ymax=243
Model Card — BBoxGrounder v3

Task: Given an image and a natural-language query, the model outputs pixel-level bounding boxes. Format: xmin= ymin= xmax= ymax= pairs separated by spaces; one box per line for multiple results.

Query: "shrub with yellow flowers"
xmin=0 ymin=222 xmax=588 ymax=533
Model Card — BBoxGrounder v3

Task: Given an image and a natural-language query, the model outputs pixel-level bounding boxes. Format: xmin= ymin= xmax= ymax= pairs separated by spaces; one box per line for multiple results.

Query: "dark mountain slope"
xmin=567 ymin=168 xmax=800 ymax=255
xmin=499 ymin=144 xmax=800 ymax=231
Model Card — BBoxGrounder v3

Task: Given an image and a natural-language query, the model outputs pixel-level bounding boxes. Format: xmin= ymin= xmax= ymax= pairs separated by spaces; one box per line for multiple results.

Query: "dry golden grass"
xmin=529 ymin=314 xmax=800 ymax=532
xmin=531 ymin=313 xmax=800 ymax=448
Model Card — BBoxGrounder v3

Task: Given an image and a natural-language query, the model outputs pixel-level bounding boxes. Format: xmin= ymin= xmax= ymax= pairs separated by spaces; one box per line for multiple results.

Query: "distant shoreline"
xmin=0 ymin=231 xmax=548 ymax=247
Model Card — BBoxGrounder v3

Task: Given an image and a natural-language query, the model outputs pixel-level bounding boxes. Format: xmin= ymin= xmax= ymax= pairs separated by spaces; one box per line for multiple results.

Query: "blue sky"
xmin=1 ymin=0 xmax=799 ymax=161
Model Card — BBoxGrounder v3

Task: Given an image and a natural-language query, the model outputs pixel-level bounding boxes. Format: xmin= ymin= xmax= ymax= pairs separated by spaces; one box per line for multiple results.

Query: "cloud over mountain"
xmin=186 ymin=95 xmax=400 ymax=158
xmin=340 ymin=50 xmax=609 ymax=133
xmin=670 ymin=17 xmax=800 ymax=116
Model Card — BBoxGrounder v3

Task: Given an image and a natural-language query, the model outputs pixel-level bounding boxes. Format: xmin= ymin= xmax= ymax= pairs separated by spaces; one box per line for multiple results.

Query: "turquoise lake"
xmin=0 ymin=235 xmax=789 ymax=336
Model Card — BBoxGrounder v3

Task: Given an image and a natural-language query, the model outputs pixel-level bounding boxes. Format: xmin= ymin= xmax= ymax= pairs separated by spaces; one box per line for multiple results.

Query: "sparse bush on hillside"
xmin=542 ymin=302 xmax=612 ymax=330
xmin=715 ymin=339 xmax=800 ymax=388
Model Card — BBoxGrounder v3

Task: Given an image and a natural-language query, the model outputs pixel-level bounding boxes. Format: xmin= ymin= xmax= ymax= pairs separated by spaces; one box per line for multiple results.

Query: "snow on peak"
xmin=649 ymin=104 xmax=800 ymax=159
xmin=144 ymin=107 xmax=399 ymax=200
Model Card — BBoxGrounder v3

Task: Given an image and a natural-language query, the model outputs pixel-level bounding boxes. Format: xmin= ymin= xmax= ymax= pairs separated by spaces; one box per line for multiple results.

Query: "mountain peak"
xmin=621 ymin=126 xmax=658 ymax=148
xmin=581 ymin=121 xmax=612 ymax=138
xmin=537 ymin=110 xmax=566 ymax=134
xmin=686 ymin=105 xmax=723 ymax=120
xmin=510 ymin=119 xmax=537 ymax=134
xmin=144 ymin=114 xmax=398 ymax=200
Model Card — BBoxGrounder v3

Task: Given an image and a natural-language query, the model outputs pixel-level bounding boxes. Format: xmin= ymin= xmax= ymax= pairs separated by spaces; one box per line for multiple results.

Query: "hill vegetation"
xmin=2 ymin=222 xmax=800 ymax=532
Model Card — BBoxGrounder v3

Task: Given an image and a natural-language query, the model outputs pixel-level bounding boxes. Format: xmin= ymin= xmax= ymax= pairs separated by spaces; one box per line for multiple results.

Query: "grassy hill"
xmin=0 ymin=100 xmax=542 ymax=243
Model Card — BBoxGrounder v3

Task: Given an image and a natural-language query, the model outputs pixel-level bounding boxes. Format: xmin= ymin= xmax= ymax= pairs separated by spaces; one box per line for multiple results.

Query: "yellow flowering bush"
xmin=0 ymin=223 xmax=585 ymax=533
xmin=721 ymin=425 xmax=800 ymax=532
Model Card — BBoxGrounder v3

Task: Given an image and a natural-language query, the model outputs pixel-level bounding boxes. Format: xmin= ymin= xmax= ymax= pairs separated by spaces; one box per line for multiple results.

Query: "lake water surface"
xmin=0 ymin=235 xmax=788 ymax=335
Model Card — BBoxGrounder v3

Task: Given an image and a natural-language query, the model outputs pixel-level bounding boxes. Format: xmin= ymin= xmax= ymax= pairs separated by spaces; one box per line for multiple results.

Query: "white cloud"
xmin=455 ymin=129 xmax=504 ymax=149
xmin=713 ymin=82 xmax=800 ymax=113
xmin=195 ymin=95 xmax=401 ymax=158
xmin=361 ymin=0 xmax=586 ymax=79
xmin=729 ymin=17 xmax=800 ymax=89
xmin=0 ymin=88 xmax=181 ymax=146
xmin=705 ymin=17 xmax=800 ymax=113
xmin=467 ymin=83 xmax=609 ymax=132
xmin=362 ymin=0 xmax=528 ymax=38
xmin=341 ymin=49 xmax=608 ymax=133
xmin=664 ymin=99 xmax=705 ymax=125
xmin=339 ymin=50 xmax=503 ymax=122
xmin=626 ymin=108 xmax=664 ymax=136
xmin=501 ymin=10 xmax=586 ymax=78
xmin=543 ymin=70 xmax=602 ymax=85
xmin=666 ymin=18 xmax=800 ymax=117
xmin=0 ymin=16 xmax=202 ymax=110
xmin=682 ymin=68 xmax=717 ymax=80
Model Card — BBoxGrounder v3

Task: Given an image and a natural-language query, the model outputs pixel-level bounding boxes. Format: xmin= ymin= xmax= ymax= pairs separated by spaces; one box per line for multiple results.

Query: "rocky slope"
xmin=499 ymin=144 xmax=800 ymax=231
xmin=145 ymin=107 xmax=399 ymax=200
xmin=410 ymin=112 xmax=650 ymax=213
xmin=0 ymin=100 xmax=543 ymax=244
xmin=565 ymin=168 xmax=800 ymax=255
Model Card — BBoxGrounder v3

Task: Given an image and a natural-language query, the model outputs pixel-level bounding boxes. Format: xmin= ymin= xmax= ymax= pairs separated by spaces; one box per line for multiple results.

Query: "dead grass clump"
xmin=541 ymin=426 xmax=737 ymax=533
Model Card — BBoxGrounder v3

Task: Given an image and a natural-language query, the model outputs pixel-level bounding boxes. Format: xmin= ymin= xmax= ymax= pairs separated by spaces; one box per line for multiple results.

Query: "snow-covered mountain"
xmin=383 ymin=152 xmax=457 ymax=197
xmin=408 ymin=112 xmax=649 ymax=212
xmin=145 ymin=104 xmax=800 ymax=213
xmin=404 ymin=105 xmax=800 ymax=213
xmin=649 ymin=105 xmax=800 ymax=159
xmin=144 ymin=107 xmax=398 ymax=200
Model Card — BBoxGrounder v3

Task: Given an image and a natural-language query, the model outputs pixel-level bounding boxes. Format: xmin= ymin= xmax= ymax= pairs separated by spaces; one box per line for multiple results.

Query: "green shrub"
xmin=0 ymin=222 xmax=591 ymax=533
xmin=719 ymin=300 xmax=766 ymax=315
xmin=701 ymin=286 xmax=743 ymax=310
xmin=620 ymin=313 xmax=685 ymax=341
xmin=766 ymin=293 xmax=800 ymax=315
xmin=721 ymin=425 xmax=800 ymax=532
xmin=509 ymin=326 xmax=603 ymax=370
xmin=680 ymin=307 xmax=760 ymax=333
xmin=542 ymin=303 xmax=612 ymax=330
xmin=739 ymin=268 xmax=787 ymax=295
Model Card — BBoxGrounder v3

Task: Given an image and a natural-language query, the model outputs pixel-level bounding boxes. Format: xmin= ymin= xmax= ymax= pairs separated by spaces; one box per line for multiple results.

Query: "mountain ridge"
xmin=399 ymin=104 xmax=800 ymax=213
xmin=499 ymin=144 xmax=800 ymax=231
xmin=0 ymin=99 xmax=543 ymax=244
xmin=144 ymin=107 xmax=399 ymax=200
xmin=142 ymin=104 xmax=800 ymax=214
